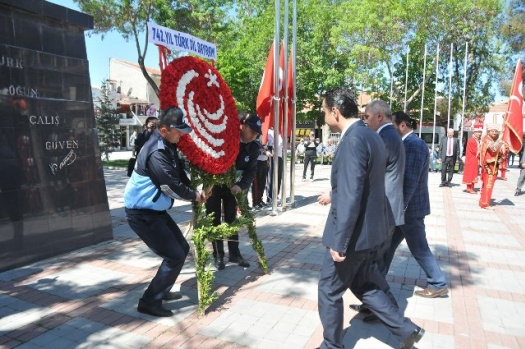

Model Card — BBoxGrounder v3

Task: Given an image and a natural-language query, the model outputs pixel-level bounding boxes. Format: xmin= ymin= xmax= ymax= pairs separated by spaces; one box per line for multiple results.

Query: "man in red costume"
xmin=462 ymin=124 xmax=483 ymax=194
xmin=479 ymin=124 xmax=505 ymax=209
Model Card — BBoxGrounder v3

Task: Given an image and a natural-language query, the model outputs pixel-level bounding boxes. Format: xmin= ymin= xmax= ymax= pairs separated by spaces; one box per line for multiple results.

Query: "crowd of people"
xmin=430 ymin=123 xmax=525 ymax=209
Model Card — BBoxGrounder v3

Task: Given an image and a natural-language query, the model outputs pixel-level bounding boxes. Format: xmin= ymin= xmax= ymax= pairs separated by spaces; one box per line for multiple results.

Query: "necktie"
xmin=447 ymin=137 xmax=453 ymax=156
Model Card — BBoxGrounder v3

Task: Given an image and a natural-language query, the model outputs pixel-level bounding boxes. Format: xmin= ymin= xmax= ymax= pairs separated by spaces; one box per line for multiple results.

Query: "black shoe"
xmin=439 ymin=183 xmax=446 ymax=187
xmin=362 ymin=313 xmax=380 ymax=322
xmin=229 ymin=255 xmax=250 ymax=267
xmin=349 ymin=304 xmax=371 ymax=314
xmin=137 ymin=299 xmax=173 ymax=317
xmin=400 ymin=326 xmax=425 ymax=349
xmin=163 ymin=291 xmax=182 ymax=301
xmin=214 ymin=257 xmax=225 ymax=270
xmin=515 ymin=190 xmax=521 ymax=196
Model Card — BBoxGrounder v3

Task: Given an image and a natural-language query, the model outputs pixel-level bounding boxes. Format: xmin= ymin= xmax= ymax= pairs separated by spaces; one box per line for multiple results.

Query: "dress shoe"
xmin=414 ymin=287 xmax=448 ymax=298
xmin=349 ymin=304 xmax=371 ymax=314
xmin=137 ymin=299 xmax=173 ymax=317
xmin=229 ymin=255 xmax=250 ymax=267
xmin=163 ymin=291 xmax=182 ymax=301
xmin=400 ymin=326 xmax=425 ymax=349
xmin=362 ymin=313 xmax=380 ymax=322
xmin=214 ymin=257 xmax=225 ymax=270
xmin=439 ymin=183 xmax=446 ymax=187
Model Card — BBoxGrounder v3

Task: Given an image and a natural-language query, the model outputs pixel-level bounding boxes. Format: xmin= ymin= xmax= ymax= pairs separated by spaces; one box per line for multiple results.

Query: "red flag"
xmin=257 ymin=43 xmax=285 ymax=143
xmin=502 ymin=59 xmax=524 ymax=153
xmin=256 ymin=43 xmax=275 ymax=118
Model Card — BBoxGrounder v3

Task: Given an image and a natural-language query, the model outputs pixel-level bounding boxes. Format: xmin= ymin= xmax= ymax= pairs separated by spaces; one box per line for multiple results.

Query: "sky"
xmin=49 ymin=0 xmax=159 ymax=88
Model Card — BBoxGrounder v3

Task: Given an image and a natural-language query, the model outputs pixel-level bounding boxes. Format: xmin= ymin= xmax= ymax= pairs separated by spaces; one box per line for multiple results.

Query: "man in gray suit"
xmin=349 ymin=99 xmax=406 ymax=318
xmin=438 ymin=128 xmax=459 ymax=187
xmin=317 ymin=87 xmax=423 ymax=349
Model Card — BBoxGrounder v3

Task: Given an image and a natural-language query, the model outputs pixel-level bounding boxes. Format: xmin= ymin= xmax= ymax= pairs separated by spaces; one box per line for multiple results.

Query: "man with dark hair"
xmin=389 ymin=111 xmax=448 ymax=298
xmin=134 ymin=116 xmax=159 ymax=156
xmin=206 ymin=114 xmax=262 ymax=270
xmin=124 ymin=106 xmax=206 ymax=317
xmin=317 ymin=88 xmax=423 ymax=349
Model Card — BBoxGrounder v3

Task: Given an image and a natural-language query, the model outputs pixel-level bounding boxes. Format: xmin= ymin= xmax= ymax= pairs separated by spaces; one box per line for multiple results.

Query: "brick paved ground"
xmin=1 ymin=155 xmax=524 ymax=349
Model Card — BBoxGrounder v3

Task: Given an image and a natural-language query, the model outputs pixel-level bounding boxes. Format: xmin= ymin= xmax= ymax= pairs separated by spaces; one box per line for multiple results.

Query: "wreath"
xmin=159 ymin=55 xmax=268 ymax=314
xmin=159 ymin=55 xmax=240 ymax=174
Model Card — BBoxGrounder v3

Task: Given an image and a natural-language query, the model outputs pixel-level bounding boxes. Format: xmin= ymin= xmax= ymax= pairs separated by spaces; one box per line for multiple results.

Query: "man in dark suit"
xmin=387 ymin=111 xmax=448 ymax=299
xmin=317 ymin=88 xmax=424 ymax=349
xmin=348 ymin=99 xmax=406 ymax=318
xmin=438 ymin=128 xmax=459 ymax=186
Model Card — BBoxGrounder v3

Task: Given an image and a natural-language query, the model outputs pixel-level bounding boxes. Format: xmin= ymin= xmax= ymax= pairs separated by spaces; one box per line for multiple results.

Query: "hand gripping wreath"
xmin=159 ymin=56 xmax=240 ymax=174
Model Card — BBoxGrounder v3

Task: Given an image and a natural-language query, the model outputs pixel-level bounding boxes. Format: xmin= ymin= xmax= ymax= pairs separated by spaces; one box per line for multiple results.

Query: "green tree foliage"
xmin=78 ymin=0 xmax=512 ymax=126
xmin=96 ymin=81 xmax=122 ymax=160
xmin=500 ymin=0 xmax=525 ymax=53
xmin=334 ymin=0 xmax=505 ymax=124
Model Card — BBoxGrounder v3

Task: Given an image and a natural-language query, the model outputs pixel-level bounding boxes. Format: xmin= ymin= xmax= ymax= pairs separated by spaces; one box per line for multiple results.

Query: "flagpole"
xmin=404 ymin=47 xmax=410 ymax=112
xmin=282 ymin=0 xmax=289 ymax=210
xmin=432 ymin=43 xmax=440 ymax=151
xmin=460 ymin=42 xmax=468 ymax=155
xmin=270 ymin=0 xmax=281 ymax=215
xmin=447 ymin=42 xmax=453 ymax=129
xmin=290 ymin=0 xmax=297 ymax=206
xmin=419 ymin=44 xmax=427 ymax=137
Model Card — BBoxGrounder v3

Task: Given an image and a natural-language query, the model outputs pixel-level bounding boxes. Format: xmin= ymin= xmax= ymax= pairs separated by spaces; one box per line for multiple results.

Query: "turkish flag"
xmin=257 ymin=42 xmax=285 ymax=143
xmin=256 ymin=43 xmax=275 ymax=118
xmin=502 ymin=59 xmax=524 ymax=153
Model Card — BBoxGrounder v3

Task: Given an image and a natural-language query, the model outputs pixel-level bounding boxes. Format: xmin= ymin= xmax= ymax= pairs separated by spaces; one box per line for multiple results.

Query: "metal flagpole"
xmin=460 ymin=42 xmax=468 ymax=154
xmin=270 ymin=0 xmax=281 ymax=216
xmin=404 ymin=47 xmax=410 ymax=112
xmin=419 ymin=44 xmax=427 ymax=137
xmin=282 ymin=0 xmax=289 ymax=210
xmin=447 ymin=42 xmax=453 ymax=129
xmin=290 ymin=0 xmax=297 ymax=206
xmin=390 ymin=73 xmax=394 ymax=103
xmin=432 ymin=43 xmax=440 ymax=151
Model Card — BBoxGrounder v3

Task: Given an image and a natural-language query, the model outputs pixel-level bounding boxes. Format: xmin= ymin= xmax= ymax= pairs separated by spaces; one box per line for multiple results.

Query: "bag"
xmin=127 ymin=157 xmax=136 ymax=177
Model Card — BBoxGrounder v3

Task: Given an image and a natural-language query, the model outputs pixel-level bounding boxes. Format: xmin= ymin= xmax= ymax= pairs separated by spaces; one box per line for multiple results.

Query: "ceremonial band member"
xmin=479 ymin=124 xmax=505 ymax=209
xmin=462 ymin=124 xmax=483 ymax=194
xmin=124 ymin=107 xmax=206 ymax=317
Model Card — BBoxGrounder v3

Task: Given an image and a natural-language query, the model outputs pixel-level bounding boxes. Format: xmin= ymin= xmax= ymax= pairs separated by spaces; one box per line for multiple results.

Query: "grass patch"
xmin=102 ymin=159 xmax=128 ymax=168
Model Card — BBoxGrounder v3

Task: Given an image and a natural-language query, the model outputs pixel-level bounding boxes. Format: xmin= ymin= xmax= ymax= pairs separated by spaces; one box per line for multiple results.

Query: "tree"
xmin=333 ymin=0 xmax=505 ymax=124
xmin=96 ymin=81 xmax=122 ymax=160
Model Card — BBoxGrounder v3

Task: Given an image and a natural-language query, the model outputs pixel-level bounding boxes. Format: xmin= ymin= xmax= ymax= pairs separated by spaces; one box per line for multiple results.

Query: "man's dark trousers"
xmin=126 ymin=209 xmax=189 ymax=305
xmin=318 ymin=248 xmax=417 ymax=348
xmin=205 ymin=185 xmax=242 ymax=258
xmin=441 ymin=156 xmax=455 ymax=183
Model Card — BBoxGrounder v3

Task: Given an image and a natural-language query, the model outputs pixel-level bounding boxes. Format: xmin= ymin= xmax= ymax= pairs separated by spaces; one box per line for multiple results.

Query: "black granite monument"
xmin=0 ymin=0 xmax=113 ymax=271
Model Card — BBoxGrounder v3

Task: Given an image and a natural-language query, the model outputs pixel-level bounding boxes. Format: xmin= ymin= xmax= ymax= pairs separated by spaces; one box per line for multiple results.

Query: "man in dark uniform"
xmin=206 ymin=114 xmax=262 ymax=270
xmin=124 ymin=107 xmax=206 ymax=317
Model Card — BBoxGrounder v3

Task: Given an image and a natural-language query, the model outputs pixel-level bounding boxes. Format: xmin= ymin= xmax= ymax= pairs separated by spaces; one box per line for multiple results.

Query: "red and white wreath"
xmin=159 ymin=56 xmax=240 ymax=174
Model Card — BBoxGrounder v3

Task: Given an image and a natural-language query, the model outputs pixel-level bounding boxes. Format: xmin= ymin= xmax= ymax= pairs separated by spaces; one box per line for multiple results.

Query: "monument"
xmin=0 ymin=0 xmax=113 ymax=271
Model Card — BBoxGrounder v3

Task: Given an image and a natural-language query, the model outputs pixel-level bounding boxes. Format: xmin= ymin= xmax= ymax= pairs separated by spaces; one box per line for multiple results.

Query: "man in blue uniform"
xmin=206 ymin=114 xmax=262 ymax=270
xmin=124 ymin=106 xmax=206 ymax=317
